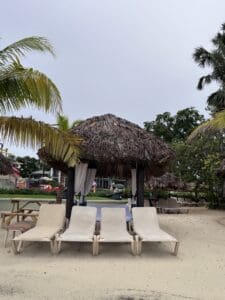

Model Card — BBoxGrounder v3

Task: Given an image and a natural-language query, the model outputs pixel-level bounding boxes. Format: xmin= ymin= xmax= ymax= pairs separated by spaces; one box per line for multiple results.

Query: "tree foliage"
xmin=144 ymin=107 xmax=205 ymax=143
xmin=16 ymin=156 xmax=49 ymax=178
xmin=172 ymin=134 xmax=224 ymax=203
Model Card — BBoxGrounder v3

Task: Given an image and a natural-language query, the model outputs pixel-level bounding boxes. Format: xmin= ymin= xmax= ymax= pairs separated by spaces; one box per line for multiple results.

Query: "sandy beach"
xmin=0 ymin=208 xmax=225 ymax=300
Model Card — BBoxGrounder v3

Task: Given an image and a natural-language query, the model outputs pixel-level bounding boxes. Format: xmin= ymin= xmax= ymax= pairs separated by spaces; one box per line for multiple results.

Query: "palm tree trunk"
xmin=136 ymin=164 xmax=145 ymax=207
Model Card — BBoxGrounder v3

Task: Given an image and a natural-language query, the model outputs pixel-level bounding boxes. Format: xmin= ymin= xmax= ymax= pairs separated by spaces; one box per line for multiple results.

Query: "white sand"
xmin=0 ymin=208 xmax=225 ymax=300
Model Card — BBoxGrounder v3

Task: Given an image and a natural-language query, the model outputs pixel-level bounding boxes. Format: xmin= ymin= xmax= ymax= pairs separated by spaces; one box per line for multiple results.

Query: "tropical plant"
xmin=193 ymin=23 xmax=225 ymax=113
xmin=173 ymin=134 xmax=224 ymax=204
xmin=56 ymin=114 xmax=83 ymax=131
xmin=0 ymin=36 xmax=81 ymax=166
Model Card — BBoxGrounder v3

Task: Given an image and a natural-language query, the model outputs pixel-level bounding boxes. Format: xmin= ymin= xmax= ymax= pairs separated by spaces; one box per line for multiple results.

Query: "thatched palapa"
xmin=71 ymin=114 xmax=174 ymax=177
xmin=40 ymin=114 xmax=174 ymax=177
xmin=39 ymin=114 xmax=174 ymax=215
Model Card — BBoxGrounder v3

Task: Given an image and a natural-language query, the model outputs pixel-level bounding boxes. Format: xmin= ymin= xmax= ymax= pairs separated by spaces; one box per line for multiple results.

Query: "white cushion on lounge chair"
xmin=57 ymin=206 xmax=97 ymax=242
xmin=14 ymin=204 xmax=65 ymax=242
xmin=99 ymin=208 xmax=133 ymax=243
xmin=132 ymin=207 xmax=177 ymax=242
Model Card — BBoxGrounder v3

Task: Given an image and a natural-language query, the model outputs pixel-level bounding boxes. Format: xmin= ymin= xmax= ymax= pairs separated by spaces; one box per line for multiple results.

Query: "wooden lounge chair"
xmin=4 ymin=221 xmax=35 ymax=247
xmin=132 ymin=207 xmax=179 ymax=256
xmin=11 ymin=204 xmax=65 ymax=254
xmin=157 ymin=198 xmax=189 ymax=214
xmin=95 ymin=208 xmax=137 ymax=255
xmin=55 ymin=206 xmax=97 ymax=255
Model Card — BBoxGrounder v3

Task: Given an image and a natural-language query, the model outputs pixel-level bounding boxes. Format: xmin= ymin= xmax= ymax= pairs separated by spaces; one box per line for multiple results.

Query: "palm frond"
xmin=0 ymin=62 xmax=61 ymax=114
xmin=193 ymin=47 xmax=212 ymax=67
xmin=57 ymin=114 xmax=69 ymax=131
xmin=0 ymin=37 xmax=55 ymax=63
xmin=206 ymin=89 xmax=225 ymax=113
xmin=197 ymin=75 xmax=213 ymax=90
xmin=0 ymin=116 xmax=82 ymax=166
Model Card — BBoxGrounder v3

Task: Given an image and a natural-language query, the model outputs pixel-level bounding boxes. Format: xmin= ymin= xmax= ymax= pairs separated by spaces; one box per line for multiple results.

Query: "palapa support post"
xmin=66 ymin=167 xmax=75 ymax=219
xmin=136 ymin=164 xmax=145 ymax=207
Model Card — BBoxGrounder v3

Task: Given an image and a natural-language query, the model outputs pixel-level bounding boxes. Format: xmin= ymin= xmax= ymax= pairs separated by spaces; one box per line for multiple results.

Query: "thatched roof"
xmin=0 ymin=153 xmax=13 ymax=175
xmin=147 ymin=173 xmax=185 ymax=190
xmin=216 ymin=159 xmax=225 ymax=177
xmin=39 ymin=114 xmax=174 ymax=178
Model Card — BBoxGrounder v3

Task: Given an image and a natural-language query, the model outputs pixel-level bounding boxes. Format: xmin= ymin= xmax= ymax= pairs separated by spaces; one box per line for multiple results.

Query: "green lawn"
xmin=0 ymin=194 xmax=127 ymax=203
xmin=0 ymin=194 xmax=55 ymax=199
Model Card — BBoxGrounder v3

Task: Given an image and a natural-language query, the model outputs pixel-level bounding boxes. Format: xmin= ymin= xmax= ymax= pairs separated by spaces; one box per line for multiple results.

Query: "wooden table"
xmin=1 ymin=198 xmax=53 ymax=227
xmin=10 ymin=198 xmax=52 ymax=213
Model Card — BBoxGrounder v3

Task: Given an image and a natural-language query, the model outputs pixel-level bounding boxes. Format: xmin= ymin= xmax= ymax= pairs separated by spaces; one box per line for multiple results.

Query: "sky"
xmin=1 ymin=0 xmax=225 ymax=157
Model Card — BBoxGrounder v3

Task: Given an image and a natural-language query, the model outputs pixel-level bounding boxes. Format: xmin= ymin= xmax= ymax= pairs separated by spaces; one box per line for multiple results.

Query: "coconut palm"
xmin=193 ymin=23 xmax=225 ymax=113
xmin=0 ymin=36 xmax=80 ymax=166
xmin=56 ymin=114 xmax=82 ymax=131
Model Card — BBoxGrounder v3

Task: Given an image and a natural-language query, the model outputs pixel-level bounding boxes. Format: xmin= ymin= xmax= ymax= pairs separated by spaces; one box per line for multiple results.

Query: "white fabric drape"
xmin=74 ymin=163 xmax=88 ymax=196
xmin=131 ymin=169 xmax=137 ymax=197
xmin=81 ymin=168 xmax=97 ymax=196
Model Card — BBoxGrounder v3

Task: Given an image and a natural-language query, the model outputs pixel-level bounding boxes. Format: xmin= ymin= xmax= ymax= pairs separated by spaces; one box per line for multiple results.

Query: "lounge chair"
xmin=157 ymin=198 xmax=189 ymax=214
xmin=12 ymin=204 xmax=65 ymax=254
xmin=132 ymin=207 xmax=179 ymax=255
xmin=95 ymin=208 xmax=137 ymax=255
xmin=55 ymin=206 xmax=97 ymax=255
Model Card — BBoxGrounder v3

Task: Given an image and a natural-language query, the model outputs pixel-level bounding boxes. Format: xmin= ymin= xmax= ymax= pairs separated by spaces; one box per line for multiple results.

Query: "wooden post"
xmin=66 ymin=167 xmax=75 ymax=219
xmin=136 ymin=164 xmax=145 ymax=207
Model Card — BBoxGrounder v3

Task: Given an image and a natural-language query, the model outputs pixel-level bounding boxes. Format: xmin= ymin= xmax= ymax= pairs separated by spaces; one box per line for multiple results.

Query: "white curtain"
xmin=74 ymin=163 xmax=88 ymax=197
xmin=81 ymin=169 xmax=97 ymax=196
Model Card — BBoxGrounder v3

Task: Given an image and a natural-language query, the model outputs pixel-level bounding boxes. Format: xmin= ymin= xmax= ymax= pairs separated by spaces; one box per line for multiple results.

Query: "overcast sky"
xmin=2 ymin=0 xmax=225 ymax=157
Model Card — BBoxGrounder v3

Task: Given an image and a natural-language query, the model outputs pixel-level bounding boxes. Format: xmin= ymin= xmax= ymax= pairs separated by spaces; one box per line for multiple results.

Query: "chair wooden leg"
xmin=55 ymin=240 xmax=61 ymax=254
xmin=92 ymin=238 xmax=96 ymax=256
xmin=93 ymin=235 xmax=99 ymax=256
xmin=174 ymin=241 xmax=179 ymax=256
xmin=134 ymin=235 xmax=139 ymax=255
xmin=17 ymin=240 xmax=23 ymax=253
xmin=11 ymin=240 xmax=19 ymax=254
xmin=137 ymin=240 xmax=142 ymax=255
xmin=4 ymin=230 xmax=9 ymax=248
xmin=131 ymin=240 xmax=136 ymax=255
xmin=50 ymin=240 xmax=55 ymax=254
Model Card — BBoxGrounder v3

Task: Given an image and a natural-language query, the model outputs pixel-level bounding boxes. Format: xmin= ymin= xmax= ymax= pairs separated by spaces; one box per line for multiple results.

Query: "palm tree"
xmin=193 ymin=23 xmax=225 ymax=113
xmin=56 ymin=114 xmax=83 ymax=131
xmin=0 ymin=36 xmax=81 ymax=166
